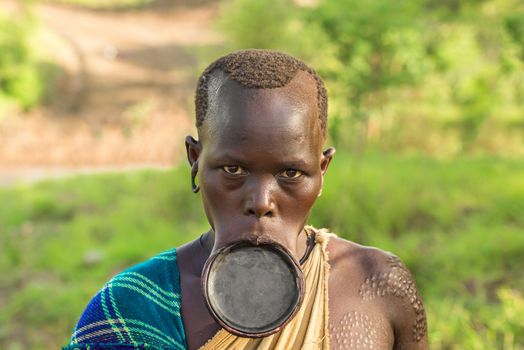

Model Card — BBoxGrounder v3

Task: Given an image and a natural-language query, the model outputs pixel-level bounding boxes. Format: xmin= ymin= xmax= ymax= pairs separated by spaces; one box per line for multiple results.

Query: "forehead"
xmin=200 ymin=70 xmax=322 ymax=153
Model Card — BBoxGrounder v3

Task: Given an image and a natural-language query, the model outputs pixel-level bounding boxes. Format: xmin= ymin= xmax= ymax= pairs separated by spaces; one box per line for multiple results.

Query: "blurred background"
xmin=0 ymin=0 xmax=523 ymax=348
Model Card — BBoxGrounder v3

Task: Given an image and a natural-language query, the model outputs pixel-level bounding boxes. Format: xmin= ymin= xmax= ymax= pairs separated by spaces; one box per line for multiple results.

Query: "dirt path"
xmin=0 ymin=1 xmax=223 ymax=185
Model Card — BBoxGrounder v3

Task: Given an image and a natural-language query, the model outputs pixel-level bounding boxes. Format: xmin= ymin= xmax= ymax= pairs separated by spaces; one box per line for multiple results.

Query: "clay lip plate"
xmin=202 ymin=241 xmax=305 ymax=338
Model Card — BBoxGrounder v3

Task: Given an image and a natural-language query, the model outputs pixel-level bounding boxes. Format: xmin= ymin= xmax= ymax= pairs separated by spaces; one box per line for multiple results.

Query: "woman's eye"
xmin=222 ymin=165 xmax=245 ymax=175
xmin=281 ymin=169 xmax=303 ymax=179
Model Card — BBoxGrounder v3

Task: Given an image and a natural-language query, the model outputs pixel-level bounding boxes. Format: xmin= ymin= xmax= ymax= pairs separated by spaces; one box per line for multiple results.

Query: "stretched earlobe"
xmin=191 ymin=161 xmax=200 ymax=193
xmin=185 ymin=135 xmax=201 ymax=194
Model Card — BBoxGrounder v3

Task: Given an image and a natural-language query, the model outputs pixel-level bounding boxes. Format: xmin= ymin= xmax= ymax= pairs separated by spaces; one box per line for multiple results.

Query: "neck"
xmin=200 ymin=229 xmax=215 ymax=259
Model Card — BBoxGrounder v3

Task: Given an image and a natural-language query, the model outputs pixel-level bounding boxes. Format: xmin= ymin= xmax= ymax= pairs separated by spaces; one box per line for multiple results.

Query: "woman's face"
xmin=187 ymin=71 xmax=333 ymax=258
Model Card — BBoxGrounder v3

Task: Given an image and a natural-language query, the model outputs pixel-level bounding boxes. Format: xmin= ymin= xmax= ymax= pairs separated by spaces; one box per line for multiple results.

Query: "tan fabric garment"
xmin=199 ymin=227 xmax=333 ymax=350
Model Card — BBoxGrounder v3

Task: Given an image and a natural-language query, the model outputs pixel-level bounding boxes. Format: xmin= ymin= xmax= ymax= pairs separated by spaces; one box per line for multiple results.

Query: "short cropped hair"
xmin=195 ymin=49 xmax=328 ymax=136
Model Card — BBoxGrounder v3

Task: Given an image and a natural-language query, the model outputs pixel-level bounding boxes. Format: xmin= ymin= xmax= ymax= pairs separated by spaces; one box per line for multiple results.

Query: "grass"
xmin=0 ymin=153 xmax=523 ymax=349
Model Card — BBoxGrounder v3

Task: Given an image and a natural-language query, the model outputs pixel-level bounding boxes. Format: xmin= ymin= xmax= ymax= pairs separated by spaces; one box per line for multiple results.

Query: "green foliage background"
xmin=0 ymin=10 xmax=43 ymax=113
xmin=218 ymin=0 xmax=524 ymax=155
xmin=0 ymin=0 xmax=523 ymax=349
xmin=0 ymin=5 xmax=64 ymax=116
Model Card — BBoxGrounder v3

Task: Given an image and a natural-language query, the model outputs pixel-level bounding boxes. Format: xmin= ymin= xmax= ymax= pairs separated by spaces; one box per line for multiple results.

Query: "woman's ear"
xmin=185 ymin=135 xmax=202 ymax=193
xmin=320 ymin=147 xmax=336 ymax=176
xmin=185 ymin=135 xmax=201 ymax=166
xmin=318 ymin=147 xmax=335 ymax=198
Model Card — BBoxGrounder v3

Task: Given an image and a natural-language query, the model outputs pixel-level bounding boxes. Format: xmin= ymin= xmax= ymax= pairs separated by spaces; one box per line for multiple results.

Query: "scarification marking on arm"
xmin=358 ymin=255 xmax=427 ymax=342
xmin=329 ymin=311 xmax=389 ymax=349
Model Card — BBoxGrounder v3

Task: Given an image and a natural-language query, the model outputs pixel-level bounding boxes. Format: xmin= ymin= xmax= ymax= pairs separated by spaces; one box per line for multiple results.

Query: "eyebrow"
xmin=210 ymin=152 xmax=250 ymax=166
xmin=278 ymin=160 xmax=310 ymax=169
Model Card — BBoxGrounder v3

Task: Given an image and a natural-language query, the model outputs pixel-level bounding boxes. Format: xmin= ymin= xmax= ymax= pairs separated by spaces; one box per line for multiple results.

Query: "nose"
xmin=243 ymin=177 xmax=276 ymax=218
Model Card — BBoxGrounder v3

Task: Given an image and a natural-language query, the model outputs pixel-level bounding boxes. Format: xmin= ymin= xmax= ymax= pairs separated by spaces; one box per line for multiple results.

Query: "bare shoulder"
xmin=327 ymin=236 xmax=395 ymax=273
xmin=327 ymin=236 xmax=400 ymax=291
xmin=327 ymin=236 xmax=429 ymax=349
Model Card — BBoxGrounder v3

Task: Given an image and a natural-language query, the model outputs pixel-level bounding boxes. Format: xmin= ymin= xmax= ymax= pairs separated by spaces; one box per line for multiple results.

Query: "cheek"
xmin=199 ymin=170 xmax=222 ymax=227
xmin=199 ymin=169 xmax=241 ymax=220
xmin=284 ymin=177 xmax=321 ymax=215
xmin=305 ymin=178 xmax=322 ymax=206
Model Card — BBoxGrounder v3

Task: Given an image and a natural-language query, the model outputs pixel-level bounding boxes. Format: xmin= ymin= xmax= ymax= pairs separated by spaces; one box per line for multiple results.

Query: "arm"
xmin=386 ymin=255 xmax=429 ymax=350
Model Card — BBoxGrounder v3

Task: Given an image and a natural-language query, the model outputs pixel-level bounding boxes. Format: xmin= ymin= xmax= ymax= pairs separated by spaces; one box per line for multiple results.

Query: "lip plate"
xmin=201 ymin=240 xmax=305 ymax=338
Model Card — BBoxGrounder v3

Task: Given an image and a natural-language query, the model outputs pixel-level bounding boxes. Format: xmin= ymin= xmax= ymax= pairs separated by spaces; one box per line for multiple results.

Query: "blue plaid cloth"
xmin=63 ymin=248 xmax=187 ymax=350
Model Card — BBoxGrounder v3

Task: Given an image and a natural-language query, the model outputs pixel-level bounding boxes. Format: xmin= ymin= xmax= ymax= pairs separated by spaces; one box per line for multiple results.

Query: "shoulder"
xmin=327 ymin=236 xmax=429 ymax=349
xmin=327 ymin=236 xmax=395 ymax=284
xmin=65 ymin=248 xmax=187 ymax=350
